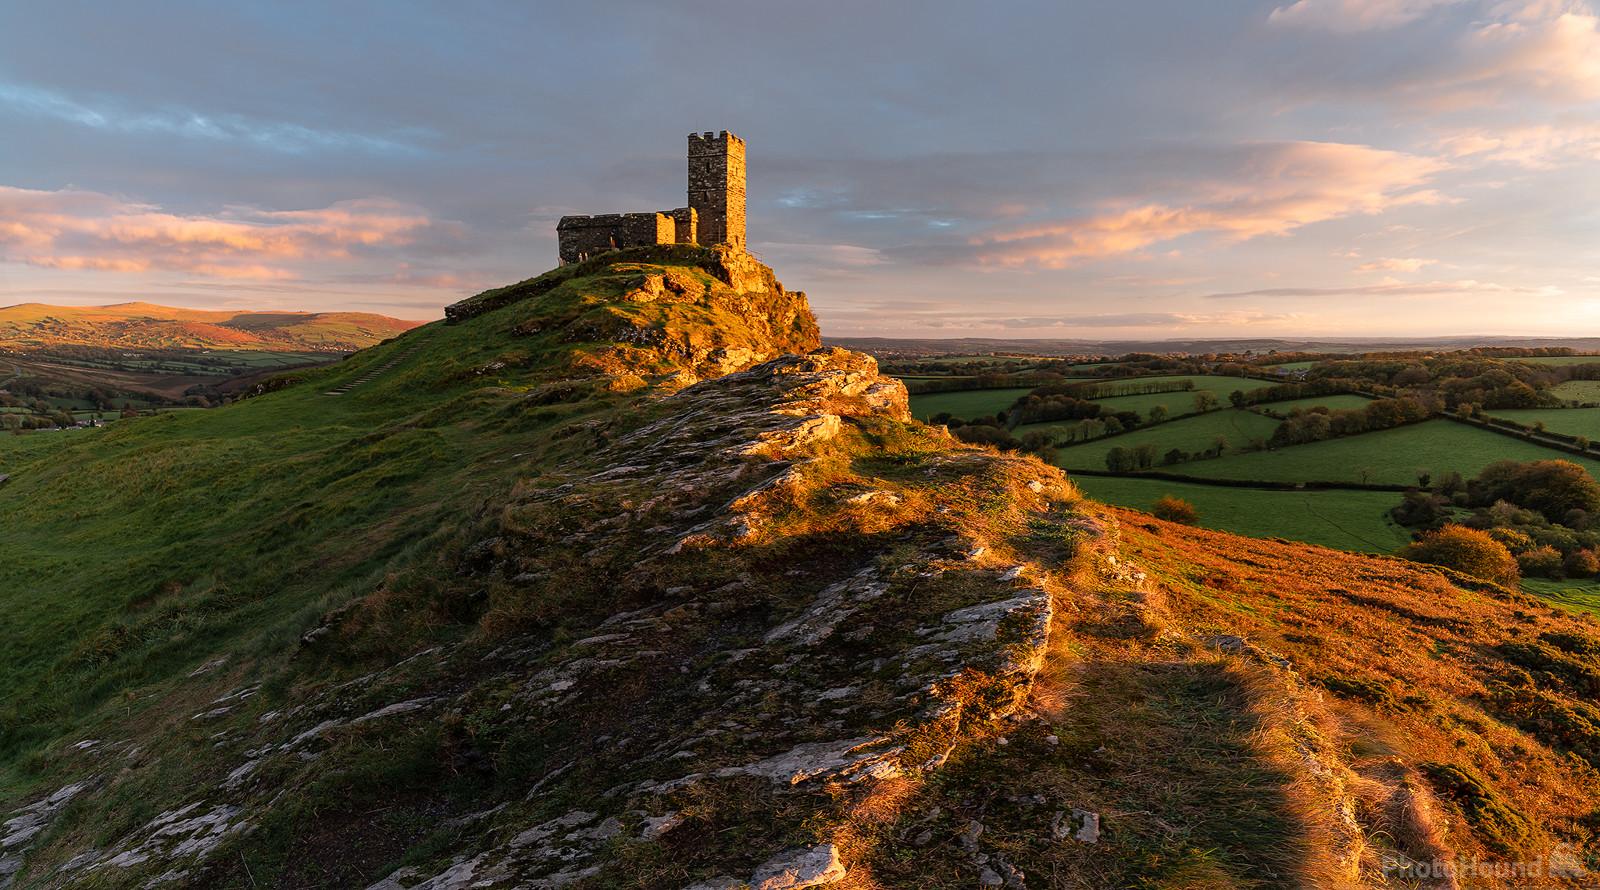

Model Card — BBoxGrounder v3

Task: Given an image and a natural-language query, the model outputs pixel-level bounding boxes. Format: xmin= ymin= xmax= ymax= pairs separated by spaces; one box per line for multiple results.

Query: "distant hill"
xmin=830 ymin=334 xmax=1600 ymax=358
xmin=0 ymin=301 xmax=425 ymax=353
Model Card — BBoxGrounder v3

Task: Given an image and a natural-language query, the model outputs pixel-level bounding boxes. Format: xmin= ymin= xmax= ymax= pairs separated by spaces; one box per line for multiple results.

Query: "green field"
xmin=1048 ymin=409 xmax=1282 ymax=469
xmin=909 ymin=387 xmax=1035 ymax=420
xmin=1487 ymin=407 xmax=1600 ymax=440
xmin=1048 ymin=375 xmax=1279 ymax=419
xmin=1072 ymin=475 xmax=1411 ymax=553
xmin=1549 ymin=380 xmax=1600 ymax=403
xmin=1510 ymin=355 xmax=1600 ymax=367
xmin=1177 ymin=419 xmax=1600 ymax=486
xmin=1521 ymin=578 xmax=1600 ymax=616
xmin=1256 ymin=394 xmax=1375 ymax=414
xmin=1259 ymin=360 xmax=1319 ymax=371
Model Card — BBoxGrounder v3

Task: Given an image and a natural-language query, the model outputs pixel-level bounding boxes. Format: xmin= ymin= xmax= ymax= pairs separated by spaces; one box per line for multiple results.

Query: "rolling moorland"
xmin=1 ymin=248 xmax=1599 ymax=887
xmin=0 ymin=302 xmax=422 ymax=426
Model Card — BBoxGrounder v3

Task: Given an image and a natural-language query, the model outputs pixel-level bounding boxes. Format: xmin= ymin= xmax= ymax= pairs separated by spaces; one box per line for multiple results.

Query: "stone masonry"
xmin=687 ymin=130 xmax=745 ymax=251
xmin=557 ymin=131 xmax=746 ymax=265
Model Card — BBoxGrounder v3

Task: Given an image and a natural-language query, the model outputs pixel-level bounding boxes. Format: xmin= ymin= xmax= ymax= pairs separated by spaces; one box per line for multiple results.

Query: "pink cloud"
xmin=1355 ymin=256 xmax=1438 ymax=271
xmin=1439 ymin=2 xmax=1600 ymax=103
xmin=964 ymin=142 xmax=1448 ymax=268
xmin=0 ymin=186 xmax=459 ymax=280
xmin=1438 ymin=121 xmax=1600 ymax=167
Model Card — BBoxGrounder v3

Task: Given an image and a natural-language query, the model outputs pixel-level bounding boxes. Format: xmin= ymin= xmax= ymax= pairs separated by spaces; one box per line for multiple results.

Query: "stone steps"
xmin=323 ymin=344 xmax=421 ymax=396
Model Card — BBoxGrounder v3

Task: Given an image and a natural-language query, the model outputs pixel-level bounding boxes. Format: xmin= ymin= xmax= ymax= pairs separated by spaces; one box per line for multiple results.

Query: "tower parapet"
xmin=687 ymin=131 xmax=746 ymax=251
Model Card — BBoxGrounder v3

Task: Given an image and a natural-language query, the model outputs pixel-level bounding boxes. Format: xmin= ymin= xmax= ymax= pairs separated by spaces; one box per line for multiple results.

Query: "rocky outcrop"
xmin=5 ymin=344 xmax=1079 ymax=889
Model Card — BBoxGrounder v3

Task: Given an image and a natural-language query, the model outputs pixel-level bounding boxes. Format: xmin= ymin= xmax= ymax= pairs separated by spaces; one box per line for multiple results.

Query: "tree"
xmin=1398 ymin=524 xmax=1520 ymax=587
xmin=1105 ymin=447 xmax=1136 ymax=473
xmin=1018 ymin=430 xmax=1055 ymax=461
xmin=1471 ymin=460 xmax=1600 ymax=522
xmin=1148 ymin=405 xmax=1169 ymax=424
xmin=1162 ymin=448 xmax=1190 ymax=466
xmin=1133 ymin=443 xmax=1158 ymax=469
xmin=1152 ymin=496 xmax=1199 ymax=524
xmin=1194 ymin=391 xmax=1220 ymax=413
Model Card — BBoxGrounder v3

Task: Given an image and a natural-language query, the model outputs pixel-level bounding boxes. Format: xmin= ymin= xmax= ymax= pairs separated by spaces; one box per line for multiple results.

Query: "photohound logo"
xmin=1381 ymin=843 xmax=1591 ymax=883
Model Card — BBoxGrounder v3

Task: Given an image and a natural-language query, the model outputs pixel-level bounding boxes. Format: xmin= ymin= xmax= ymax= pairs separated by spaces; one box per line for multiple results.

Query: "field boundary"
xmin=1444 ymin=413 xmax=1600 ymax=459
xmin=1063 ymin=467 xmax=1417 ymax=493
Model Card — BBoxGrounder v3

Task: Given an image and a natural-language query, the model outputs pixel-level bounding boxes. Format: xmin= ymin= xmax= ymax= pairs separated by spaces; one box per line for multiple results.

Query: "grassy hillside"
xmin=0 ymin=245 xmax=819 ymax=786
xmin=0 ymin=301 xmax=422 ymax=352
xmin=3 ymin=252 xmax=1599 ymax=887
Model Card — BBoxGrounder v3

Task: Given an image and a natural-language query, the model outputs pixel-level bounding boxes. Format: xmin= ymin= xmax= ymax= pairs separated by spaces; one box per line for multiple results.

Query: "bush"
xmin=1517 ymin=545 xmax=1565 ymax=579
xmin=1152 ymin=495 xmax=1199 ymax=525
xmin=1399 ymin=524 xmax=1521 ymax=587
xmin=1565 ymin=549 xmax=1600 ymax=579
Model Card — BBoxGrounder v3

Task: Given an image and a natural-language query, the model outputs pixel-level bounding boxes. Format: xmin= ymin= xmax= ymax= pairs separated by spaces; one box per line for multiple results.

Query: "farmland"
xmin=1074 ymin=379 xmax=1277 ymax=417
xmin=1175 ymin=419 xmax=1600 ymax=485
xmin=1256 ymin=393 xmax=1374 ymax=413
xmin=1047 ymin=409 xmax=1281 ymax=469
xmin=1073 ymin=475 xmax=1411 ymax=553
xmin=908 ymin=386 xmax=1037 ymax=420
xmin=890 ymin=352 xmax=1600 ymax=617
xmin=1509 ymin=355 xmax=1600 ymax=367
xmin=1487 ymin=406 xmax=1600 ymax=439
xmin=1550 ymin=379 xmax=1600 ymax=402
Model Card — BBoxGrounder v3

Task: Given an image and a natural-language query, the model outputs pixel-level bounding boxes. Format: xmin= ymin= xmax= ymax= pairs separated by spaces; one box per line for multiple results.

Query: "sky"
xmin=1 ymin=0 xmax=1598 ymax=339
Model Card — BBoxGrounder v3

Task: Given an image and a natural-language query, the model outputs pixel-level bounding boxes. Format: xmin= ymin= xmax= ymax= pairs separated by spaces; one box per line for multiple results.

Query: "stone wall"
xmin=557 ymin=212 xmax=675 ymax=266
xmin=668 ymin=206 xmax=698 ymax=245
xmin=687 ymin=131 xmax=746 ymax=250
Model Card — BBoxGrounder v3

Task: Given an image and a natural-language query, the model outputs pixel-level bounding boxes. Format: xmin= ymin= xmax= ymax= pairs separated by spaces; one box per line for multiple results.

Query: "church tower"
xmin=687 ymin=131 xmax=746 ymax=250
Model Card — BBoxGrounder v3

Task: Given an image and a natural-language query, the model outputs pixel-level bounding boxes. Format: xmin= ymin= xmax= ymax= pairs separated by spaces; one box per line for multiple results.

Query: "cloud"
xmin=954 ymin=142 xmax=1447 ymax=268
xmin=0 ymin=185 xmax=463 ymax=281
xmin=1202 ymin=279 xmax=1541 ymax=298
xmin=1268 ymin=0 xmax=1464 ymax=31
xmin=1438 ymin=121 xmax=1600 ymax=167
xmin=894 ymin=311 xmax=1297 ymax=331
xmin=1426 ymin=1 xmax=1600 ymax=104
xmin=0 ymin=82 xmax=425 ymax=156
xmin=1355 ymin=256 xmax=1438 ymax=271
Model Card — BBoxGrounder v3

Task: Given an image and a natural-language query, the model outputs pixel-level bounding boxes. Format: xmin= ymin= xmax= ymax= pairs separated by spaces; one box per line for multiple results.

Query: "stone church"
xmin=557 ymin=130 xmax=746 ymax=265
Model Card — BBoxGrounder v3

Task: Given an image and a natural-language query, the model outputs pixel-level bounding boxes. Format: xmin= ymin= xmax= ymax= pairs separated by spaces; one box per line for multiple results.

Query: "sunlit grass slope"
xmin=0 ymin=245 xmax=815 ymax=790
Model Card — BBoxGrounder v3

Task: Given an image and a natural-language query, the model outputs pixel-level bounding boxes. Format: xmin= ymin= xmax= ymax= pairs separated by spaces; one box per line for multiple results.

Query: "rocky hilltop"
xmin=3 ymin=248 xmax=1599 ymax=888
